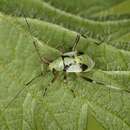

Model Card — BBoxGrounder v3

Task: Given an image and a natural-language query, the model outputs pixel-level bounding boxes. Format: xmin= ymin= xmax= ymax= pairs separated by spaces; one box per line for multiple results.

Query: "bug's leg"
xmin=63 ymin=72 xmax=77 ymax=97
xmin=25 ymin=73 xmax=43 ymax=86
xmin=72 ymin=34 xmax=80 ymax=51
xmin=51 ymin=69 xmax=59 ymax=83
xmin=64 ymin=72 xmax=76 ymax=97
xmin=61 ymin=55 xmax=68 ymax=82
xmin=61 ymin=56 xmax=66 ymax=68
xmin=63 ymin=72 xmax=67 ymax=82
xmin=81 ymin=75 xmax=130 ymax=93
xmin=63 ymin=72 xmax=76 ymax=97
xmin=43 ymin=87 xmax=48 ymax=97
xmin=33 ymin=42 xmax=53 ymax=97
xmin=70 ymin=88 xmax=76 ymax=98
xmin=81 ymin=34 xmax=87 ymax=39
xmin=80 ymin=75 xmax=105 ymax=85
xmin=55 ymin=44 xmax=65 ymax=54
xmin=2 ymin=73 xmax=43 ymax=112
xmin=43 ymin=69 xmax=59 ymax=96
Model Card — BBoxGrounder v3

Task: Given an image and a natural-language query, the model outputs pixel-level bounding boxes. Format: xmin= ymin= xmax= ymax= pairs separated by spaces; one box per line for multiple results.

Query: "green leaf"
xmin=0 ymin=0 xmax=130 ymax=130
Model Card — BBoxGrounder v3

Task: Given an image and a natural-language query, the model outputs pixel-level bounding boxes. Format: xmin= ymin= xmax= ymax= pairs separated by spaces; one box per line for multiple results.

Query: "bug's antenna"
xmin=21 ymin=11 xmax=33 ymax=39
xmin=1 ymin=73 xmax=42 ymax=113
xmin=21 ymin=11 xmax=49 ymax=64
xmin=72 ymin=34 xmax=80 ymax=51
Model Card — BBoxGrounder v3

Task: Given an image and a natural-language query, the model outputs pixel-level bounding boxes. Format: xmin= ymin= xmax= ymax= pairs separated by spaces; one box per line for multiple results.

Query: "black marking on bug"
xmin=63 ymin=64 xmax=72 ymax=71
xmin=61 ymin=56 xmax=66 ymax=69
xmin=61 ymin=55 xmax=70 ymax=72
xmin=77 ymin=51 xmax=84 ymax=55
xmin=81 ymin=76 xmax=93 ymax=82
xmin=80 ymin=76 xmax=105 ymax=85
xmin=61 ymin=55 xmax=75 ymax=72
xmin=80 ymin=64 xmax=88 ymax=71
xmin=62 ymin=55 xmax=70 ymax=58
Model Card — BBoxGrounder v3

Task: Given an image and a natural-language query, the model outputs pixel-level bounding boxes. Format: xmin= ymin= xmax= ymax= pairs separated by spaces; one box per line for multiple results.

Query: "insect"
xmin=1 ymin=13 xmax=103 ymax=113
xmin=32 ymin=34 xmax=95 ymax=83
xmin=49 ymin=35 xmax=95 ymax=73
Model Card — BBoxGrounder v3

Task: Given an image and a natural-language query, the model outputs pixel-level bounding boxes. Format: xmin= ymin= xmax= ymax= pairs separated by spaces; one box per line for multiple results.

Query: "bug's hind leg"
xmin=51 ymin=69 xmax=59 ymax=83
xmin=70 ymin=89 xmax=76 ymax=98
xmin=25 ymin=73 xmax=43 ymax=86
xmin=63 ymin=72 xmax=76 ymax=97
xmin=80 ymin=75 xmax=105 ymax=85
xmin=43 ymin=87 xmax=48 ymax=97
xmin=63 ymin=72 xmax=68 ymax=83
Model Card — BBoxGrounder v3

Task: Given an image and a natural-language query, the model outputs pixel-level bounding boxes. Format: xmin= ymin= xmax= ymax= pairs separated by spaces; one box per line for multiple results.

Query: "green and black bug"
xmin=2 ymin=12 xmax=130 ymax=114
xmin=1 ymin=13 xmax=104 ymax=112
xmin=32 ymin=34 xmax=95 ymax=83
xmin=22 ymin=16 xmax=130 ymax=97
xmin=49 ymin=35 xmax=95 ymax=73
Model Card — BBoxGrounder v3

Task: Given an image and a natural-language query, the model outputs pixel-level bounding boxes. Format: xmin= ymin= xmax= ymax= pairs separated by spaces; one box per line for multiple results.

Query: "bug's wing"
xmin=66 ymin=64 xmax=82 ymax=72
xmin=80 ymin=55 xmax=95 ymax=72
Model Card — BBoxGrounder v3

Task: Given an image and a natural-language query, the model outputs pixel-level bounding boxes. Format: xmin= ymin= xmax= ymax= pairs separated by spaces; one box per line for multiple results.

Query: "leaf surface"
xmin=0 ymin=1 xmax=130 ymax=130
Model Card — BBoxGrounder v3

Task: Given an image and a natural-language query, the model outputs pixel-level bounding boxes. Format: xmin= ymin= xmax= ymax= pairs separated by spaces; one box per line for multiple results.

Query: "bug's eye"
xmin=80 ymin=64 xmax=88 ymax=71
